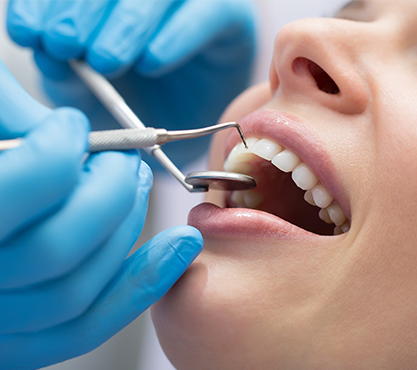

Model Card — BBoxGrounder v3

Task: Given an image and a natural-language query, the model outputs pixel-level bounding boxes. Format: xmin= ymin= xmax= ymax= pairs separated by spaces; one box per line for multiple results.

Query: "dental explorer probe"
xmin=0 ymin=123 xmax=247 ymax=153
xmin=0 ymin=123 xmax=256 ymax=191
xmin=68 ymin=60 xmax=256 ymax=192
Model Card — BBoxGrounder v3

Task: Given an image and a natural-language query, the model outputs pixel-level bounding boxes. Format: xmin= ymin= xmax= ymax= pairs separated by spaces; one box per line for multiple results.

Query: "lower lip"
xmin=188 ymin=202 xmax=323 ymax=242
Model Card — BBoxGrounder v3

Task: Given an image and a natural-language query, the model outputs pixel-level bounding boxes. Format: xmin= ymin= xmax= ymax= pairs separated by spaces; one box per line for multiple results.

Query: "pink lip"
xmin=188 ymin=109 xmax=350 ymax=241
xmin=188 ymin=203 xmax=325 ymax=242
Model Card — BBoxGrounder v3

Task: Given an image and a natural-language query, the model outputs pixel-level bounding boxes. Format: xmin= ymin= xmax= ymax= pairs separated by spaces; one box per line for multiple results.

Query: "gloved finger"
xmin=6 ymin=0 xmax=49 ymax=48
xmin=41 ymin=0 xmax=115 ymax=61
xmin=34 ymin=53 xmax=102 ymax=115
xmin=33 ymin=49 xmax=73 ymax=81
xmin=0 ymin=225 xmax=203 ymax=369
xmin=0 ymin=59 xmax=51 ymax=138
xmin=0 ymin=160 xmax=151 ymax=335
xmin=0 ymin=151 xmax=142 ymax=290
xmin=87 ymin=0 xmax=181 ymax=75
xmin=136 ymin=0 xmax=256 ymax=77
xmin=0 ymin=108 xmax=89 ymax=243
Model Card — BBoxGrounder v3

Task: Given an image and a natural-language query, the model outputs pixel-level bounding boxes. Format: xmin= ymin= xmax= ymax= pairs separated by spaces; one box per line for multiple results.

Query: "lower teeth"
xmin=231 ymin=190 xmax=264 ymax=209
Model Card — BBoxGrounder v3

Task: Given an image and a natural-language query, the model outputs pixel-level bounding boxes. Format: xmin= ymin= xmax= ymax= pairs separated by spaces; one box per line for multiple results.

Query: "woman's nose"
xmin=270 ymin=18 xmax=370 ymax=115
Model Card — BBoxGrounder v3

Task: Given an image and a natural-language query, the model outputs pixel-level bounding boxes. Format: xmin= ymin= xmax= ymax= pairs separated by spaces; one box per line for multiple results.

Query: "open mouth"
xmin=222 ymin=112 xmax=350 ymax=237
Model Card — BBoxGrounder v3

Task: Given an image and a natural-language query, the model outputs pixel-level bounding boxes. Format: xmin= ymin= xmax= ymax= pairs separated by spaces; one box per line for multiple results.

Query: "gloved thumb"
xmin=0 ymin=226 xmax=203 ymax=369
xmin=0 ymin=58 xmax=51 ymax=139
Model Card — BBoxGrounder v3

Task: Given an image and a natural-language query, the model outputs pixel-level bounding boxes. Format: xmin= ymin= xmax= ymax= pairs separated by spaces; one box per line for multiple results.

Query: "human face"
xmin=152 ymin=1 xmax=417 ymax=368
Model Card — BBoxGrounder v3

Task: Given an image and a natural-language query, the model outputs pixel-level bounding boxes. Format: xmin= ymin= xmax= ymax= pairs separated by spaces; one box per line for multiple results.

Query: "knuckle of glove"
xmin=7 ymin=1 xmax=41 ymax=48
xmin=7 ymin=20 xmax=39 ymax=48
xmin=42 ymin=21 xmax=84 ymax=60
xmin=87 ymin=44 xmax=128 ymax=75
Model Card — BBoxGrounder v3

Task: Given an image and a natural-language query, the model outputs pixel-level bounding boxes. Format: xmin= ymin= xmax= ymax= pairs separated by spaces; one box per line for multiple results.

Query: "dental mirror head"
xmin=185 ymin=171 xmax=256 ymax=191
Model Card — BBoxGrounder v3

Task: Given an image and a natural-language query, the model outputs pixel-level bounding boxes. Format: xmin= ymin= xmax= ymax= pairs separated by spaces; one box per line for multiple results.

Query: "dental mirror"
xmin=185 ymin=171 xmax=256 ymax=191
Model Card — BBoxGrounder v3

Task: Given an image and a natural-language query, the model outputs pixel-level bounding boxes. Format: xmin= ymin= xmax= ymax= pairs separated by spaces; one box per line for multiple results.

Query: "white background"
xmin=0 ymin=1 xmax=347 ymax=369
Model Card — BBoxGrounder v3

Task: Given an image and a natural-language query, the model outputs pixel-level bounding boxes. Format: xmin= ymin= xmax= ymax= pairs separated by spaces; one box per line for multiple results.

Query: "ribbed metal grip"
xmin=88 ymin=128 xmax=158 ymax=152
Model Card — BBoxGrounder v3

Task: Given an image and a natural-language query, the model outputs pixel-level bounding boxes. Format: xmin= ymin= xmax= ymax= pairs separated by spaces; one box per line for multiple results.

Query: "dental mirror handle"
xmin=69 ymin=60 xmax=206 ymax=193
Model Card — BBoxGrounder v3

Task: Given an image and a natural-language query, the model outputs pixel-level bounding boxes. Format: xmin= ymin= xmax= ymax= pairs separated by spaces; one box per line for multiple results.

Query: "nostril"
xmin=307 ymin=60 xmax=340 ymax=95
xmin=293 ymin=57 xmax=340 ymax=95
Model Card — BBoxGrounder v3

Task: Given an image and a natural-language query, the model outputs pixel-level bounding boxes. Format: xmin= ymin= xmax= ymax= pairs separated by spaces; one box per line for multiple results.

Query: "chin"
xmin=152 ymin=241 xmax=288 ymax=369
xmin=151 ymin=261 xmax=219 ymax=370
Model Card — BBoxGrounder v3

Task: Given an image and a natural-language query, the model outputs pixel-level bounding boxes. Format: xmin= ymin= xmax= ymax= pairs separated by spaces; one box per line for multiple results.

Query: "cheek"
xmin=370 ymin=82 xmax=417 ymax=233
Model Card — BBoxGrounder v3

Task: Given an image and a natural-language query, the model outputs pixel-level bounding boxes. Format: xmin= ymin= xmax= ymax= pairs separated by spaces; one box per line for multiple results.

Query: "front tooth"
xmin=311 ymin=184 xmax=333 ymax=208
xmin=224 ymin=140 xmax=258 ymax=173
xmin=272 ymin=150 xmax=300 ymax=173
xmin=243 ymin=191 xmax=264 ymax=208
xmin=245 ymin=137 xmax=261 ymax=149
xmin=250 ymin=139 xmax=283 ymax=161
xmin=224 ymin=159 xmax=253 ymax=174
xmin=334 ymin=226 xmax=343 ymax=235
xmin=304 ymin=190 xmax=316 ymax=206
xmin=292 ymin=163 xmax=318 ymax=190
xmin=326 ymin=203 xmax=347 ymax=226
xmin=318 ymin=208 xmax=333 ymax=224
xmin=227 ymin=142 xmax=256 ymax=163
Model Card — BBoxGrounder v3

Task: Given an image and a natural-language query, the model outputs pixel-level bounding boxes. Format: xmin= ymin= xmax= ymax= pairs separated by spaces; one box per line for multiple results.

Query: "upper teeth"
xmin=224 ymin=138 xmax=350 ymax=235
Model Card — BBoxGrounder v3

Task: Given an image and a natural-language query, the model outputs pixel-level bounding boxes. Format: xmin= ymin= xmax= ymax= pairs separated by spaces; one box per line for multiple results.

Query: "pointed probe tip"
xmin=235 ymin=124 xmax=248 ymax=149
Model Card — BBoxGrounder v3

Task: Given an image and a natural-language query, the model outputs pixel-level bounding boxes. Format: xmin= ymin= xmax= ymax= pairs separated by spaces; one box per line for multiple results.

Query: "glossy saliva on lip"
xmin=224 ymin=137 xmax=350 ymax=236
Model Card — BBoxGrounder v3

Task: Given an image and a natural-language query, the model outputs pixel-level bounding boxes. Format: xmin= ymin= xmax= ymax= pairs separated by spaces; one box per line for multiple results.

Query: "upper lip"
xmin=225 ymin=109 xmax=351 ymax=220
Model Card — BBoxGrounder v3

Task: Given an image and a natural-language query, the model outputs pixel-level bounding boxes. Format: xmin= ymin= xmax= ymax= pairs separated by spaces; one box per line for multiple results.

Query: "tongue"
xmin=248 ymin=160 xmax=334 ymax=235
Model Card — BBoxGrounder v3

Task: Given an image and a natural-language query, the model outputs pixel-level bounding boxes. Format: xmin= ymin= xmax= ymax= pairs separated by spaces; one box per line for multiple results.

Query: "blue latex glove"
xmin=6 ymin=0 xmax=256 ymax=167
xmin=0 ymin=59 xmax=203 ymax=370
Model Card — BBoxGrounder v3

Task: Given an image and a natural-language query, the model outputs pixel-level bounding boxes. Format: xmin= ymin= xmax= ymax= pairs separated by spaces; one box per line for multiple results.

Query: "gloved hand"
xmin=7 ymin=0 xmax=256 ymax=167
xmin=0 ymin=59 xmax=203 ymax=370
